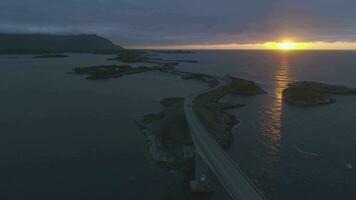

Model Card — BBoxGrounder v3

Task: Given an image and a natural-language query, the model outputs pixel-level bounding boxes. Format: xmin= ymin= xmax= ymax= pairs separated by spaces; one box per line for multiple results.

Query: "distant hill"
xmin=0 ymin=33 xmax=123 ymax=54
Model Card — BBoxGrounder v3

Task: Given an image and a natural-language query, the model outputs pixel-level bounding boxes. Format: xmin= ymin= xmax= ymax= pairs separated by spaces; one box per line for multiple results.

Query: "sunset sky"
xmin=2 ymin=0 xmax=356 ymax=49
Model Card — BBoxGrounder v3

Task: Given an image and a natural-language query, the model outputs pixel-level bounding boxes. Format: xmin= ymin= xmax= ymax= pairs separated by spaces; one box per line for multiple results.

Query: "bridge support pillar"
xmin=190 ymin=153 xmax=214 ymax=192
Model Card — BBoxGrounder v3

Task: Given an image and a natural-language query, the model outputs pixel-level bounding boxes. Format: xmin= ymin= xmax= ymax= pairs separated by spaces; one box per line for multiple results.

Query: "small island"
xmin=160 ymin=97 xmax=185 ymax=107
xmin=283 ymin=81 xmax=356 ymax=106
xmin=193 ymin=76 xmax=265 ymax=148
xmin=135 ymin=75 xmax=266 ymax=191
xmin=73 ymin=65 xmax=153 ymax=79
xmin=107 ymin=50 xmax=151 ymax=63
xmin=33 ymin=54 xmax=68 ymax=58
xmin=136 ymin=97 xmax=194 ymax=171
xmin=149 ymin=58 xmax=198 ymax=64
xmin=74 ymin=52 xmax=265 ymax=150
xmin=151 ymin=50 xmax=195 ymax=54
xmin=108 ymin=50 xmax=198 ymax=65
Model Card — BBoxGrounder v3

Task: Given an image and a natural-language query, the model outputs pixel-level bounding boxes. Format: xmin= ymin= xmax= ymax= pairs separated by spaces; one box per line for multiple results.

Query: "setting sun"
xmin=277 ymin=42 xmax=297 ymax=50
xmin=263 ymin=40 xmax=311 ymax=50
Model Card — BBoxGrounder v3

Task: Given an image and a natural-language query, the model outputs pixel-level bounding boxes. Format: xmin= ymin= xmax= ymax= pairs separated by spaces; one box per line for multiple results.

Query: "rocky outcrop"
xmin=193 ymin=76 xmax=264 ymax=149
xmin=136 ymin=98 xmax=193 ymax=171
xmin=33 ymin=54 xmax=68 ymax=58
xmin=151 ymin=50 xmax=195 ymax=54
xmin=107 ymin=50 xmax=151 ymax=63
xmin=73 ymin=65 xmax=153 ymax=80
xmin=283 ymin=81 xmax=356 ymax=106
xmin=224 ymin=75 xmax=266 ymax=95
xmin=160 ymin=97 xmax=185 ymax=107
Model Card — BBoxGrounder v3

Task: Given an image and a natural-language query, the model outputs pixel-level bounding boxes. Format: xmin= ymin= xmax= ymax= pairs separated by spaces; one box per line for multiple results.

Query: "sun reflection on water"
xmin=261 ymin=54 xmax=292 ymax=157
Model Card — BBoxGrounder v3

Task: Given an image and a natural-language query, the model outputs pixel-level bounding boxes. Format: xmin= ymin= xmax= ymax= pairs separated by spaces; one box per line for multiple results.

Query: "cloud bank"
xmin=1 ymin=0 xmax=356 ymax=47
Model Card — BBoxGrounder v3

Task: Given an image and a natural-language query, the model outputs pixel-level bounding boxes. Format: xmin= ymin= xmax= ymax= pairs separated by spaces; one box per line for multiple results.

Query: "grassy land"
xmin=137 ymin=97 xmax=192 ymax=156
xmin=193 ymin=77 xmax=265 ymax=148
xmin=283 ymin=81 xmax=356 ymax=106
xmin=33 ymin=54 xmax=68 ymax=58
xmin=73 ymin=65 xmax=153 ymax=79
xmin=160 ymin=97 xmax=185 ymax=107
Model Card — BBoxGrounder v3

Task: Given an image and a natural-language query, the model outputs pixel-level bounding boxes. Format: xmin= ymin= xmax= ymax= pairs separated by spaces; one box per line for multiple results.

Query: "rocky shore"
xmin=73 ymin=51 xmax=264 ymax=153
xmin=107 ymin=50 xmax=151 ymax=63
xmin=151 ymin=50 xmax=195 ymax=54
xmin=283 ymin=81 xmax=356 ymax=106
xmin=193 ymin=76 xmax=265 ymax=148
xmin=73 ymin=65 xmax=154 ymax=80
xmin=107 ymin=50 xmax=198 ymax=65
xmin=135 ymin=75 xmax=265 ymax=172
xmin=33 ymin=54 xmax=68 ymax=58
xmin=136 ymin=97 xmax=194 ymax=171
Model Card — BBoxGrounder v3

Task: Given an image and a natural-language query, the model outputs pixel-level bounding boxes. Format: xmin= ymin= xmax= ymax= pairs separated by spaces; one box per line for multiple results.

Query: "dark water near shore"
xmin=169 ymin=50 xmax=356 ymax=200
xmin=0 ymin=54 xmax=205 ymax=200
xmin=1 ymin=51 xmax=356 ymax=200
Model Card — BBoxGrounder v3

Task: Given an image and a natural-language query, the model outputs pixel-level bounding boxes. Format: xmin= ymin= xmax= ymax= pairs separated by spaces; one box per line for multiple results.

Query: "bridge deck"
xmin=184 ymin=86 xmax=266 ymax=200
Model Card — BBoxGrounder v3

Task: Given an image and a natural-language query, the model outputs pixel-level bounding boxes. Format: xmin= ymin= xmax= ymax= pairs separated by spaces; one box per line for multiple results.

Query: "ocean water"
xmin=1 ymin=51 xmax=356 ymax=200
xmin=0 ymin=54 xmax=205 ymax=200
xmin=166 ymin=50 xmax=356 ymax=200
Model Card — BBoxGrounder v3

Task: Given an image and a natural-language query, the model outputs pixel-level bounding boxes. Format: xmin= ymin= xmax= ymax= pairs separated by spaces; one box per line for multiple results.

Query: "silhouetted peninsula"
xmin=0 ymin=33 xmax=123 ymax=54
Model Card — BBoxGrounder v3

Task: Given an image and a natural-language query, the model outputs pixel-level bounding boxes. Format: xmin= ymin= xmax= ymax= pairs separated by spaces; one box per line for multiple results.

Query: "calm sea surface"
xmin=170 ymin=50 xmax=356 ymax=200
xmin=1 ymin=51 xmax=356 ymax=200
xmin=0 ymin=54 xmax=205 ymax=200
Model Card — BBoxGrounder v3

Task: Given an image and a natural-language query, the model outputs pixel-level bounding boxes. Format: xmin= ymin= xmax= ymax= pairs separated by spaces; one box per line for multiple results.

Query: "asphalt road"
xmin=184 ymin=82 xmax=267 ymax=200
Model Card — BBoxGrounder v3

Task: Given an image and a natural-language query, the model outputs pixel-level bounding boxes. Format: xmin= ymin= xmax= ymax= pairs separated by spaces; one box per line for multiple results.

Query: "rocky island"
xmin=136 ymin=74 xmax=265 ymax=170
xmin=73 ymin=65 xmax=154 ymax=80
xmin=283 ymin=81 xmax=356 ymax=106
xmin=152 ymin=50 xmax=195 ymax=54
xmin=74 ymin=52 xmax=265 ymax=151
xmin=33 ymin=54 xmax=68 ymax=58
xmin=72 ymin=51 xmax=265 ymax=170
xmin=193 ymin=76 xmax=265 ymax=148
xmin=107 ymin=50 xmax=152 ymax=63
xmin=136 ymin=97 xmax=194 ymax=171
xmin=73 ymin=50 xmax=200 ymax=80
xmin=108 ymin=50 xmax=198 ymax=65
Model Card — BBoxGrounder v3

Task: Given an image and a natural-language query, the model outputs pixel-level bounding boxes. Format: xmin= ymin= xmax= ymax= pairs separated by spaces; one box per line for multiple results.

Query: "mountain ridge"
xmin=0 ymin=33 xmax=123 ymax=54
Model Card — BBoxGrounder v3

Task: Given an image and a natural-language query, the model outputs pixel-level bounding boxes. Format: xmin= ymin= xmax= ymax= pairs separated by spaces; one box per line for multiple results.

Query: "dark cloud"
xmin=1 ymin=0 xmax=356 ymax=46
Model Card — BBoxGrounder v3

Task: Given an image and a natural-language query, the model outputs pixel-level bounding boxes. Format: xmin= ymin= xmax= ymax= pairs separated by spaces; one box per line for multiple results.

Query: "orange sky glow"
xmin=129 ymin=41 xmax=356 ymax=50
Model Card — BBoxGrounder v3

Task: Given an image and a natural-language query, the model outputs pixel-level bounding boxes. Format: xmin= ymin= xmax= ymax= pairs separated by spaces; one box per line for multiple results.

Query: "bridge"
xmin=184 ymin=83 xmax=267 ymax=200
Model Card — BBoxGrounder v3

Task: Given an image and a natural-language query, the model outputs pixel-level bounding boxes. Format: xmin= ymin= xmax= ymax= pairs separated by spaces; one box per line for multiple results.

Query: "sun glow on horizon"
xmin=129 ymin=41 xmax=356 ymax=50
xmin=277 ymin=42 xmax=297 ymax=50
xmin=263 ymin=40 xmax=311 ymax=50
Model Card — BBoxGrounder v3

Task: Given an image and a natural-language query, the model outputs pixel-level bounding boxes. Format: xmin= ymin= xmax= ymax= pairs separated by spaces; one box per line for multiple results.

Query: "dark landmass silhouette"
xmin=283 ymin=81 xmax=356 ymax=106
xmin=0 ymin=33 xmax=123 ymax=54
xmin=32 ymin=54 xmax=68 ymax=58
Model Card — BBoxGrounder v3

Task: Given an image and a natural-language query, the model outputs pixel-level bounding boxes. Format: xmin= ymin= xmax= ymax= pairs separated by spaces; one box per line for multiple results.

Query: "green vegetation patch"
xmin=193 ymin=76 xmax=264 ymax=148
xmin=226 ymin=76 xmax=266 ymax=95
xmin=283 ymin=81 xmax=356 ymax=106
xmin=160 ymin=97 xmax=185 ymax=107
xmin=288 ymin=81 xmax=356 ymax=94
xmin=193 ymin=87 xmax=234 ymax=148
xmin=73 ymin=65 xmax=152 ymax=79
xmin=137 ymin=98 xmax=193 ymax=171
xmin=33 ymin=54 xmax=68 ymax=58
xmin=283 ymin=87 xmax=332 ymax=105
xmin=152 ymin=50 xmax=195 ymax=54
xmin=108 ymin=50 xmax=151 ymax=63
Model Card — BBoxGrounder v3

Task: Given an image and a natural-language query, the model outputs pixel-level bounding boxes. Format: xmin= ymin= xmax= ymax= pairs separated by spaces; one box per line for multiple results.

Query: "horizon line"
xmin=125 ymin=41 xmax=356 ymax=51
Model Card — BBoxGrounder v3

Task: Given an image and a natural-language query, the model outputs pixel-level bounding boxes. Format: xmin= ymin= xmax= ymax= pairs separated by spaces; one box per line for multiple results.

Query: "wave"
xmin=295 ymin=146 xmax=320 ymax=157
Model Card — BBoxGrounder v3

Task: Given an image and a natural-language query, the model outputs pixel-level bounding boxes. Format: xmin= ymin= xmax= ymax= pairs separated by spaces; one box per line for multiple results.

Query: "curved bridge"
xmin=184 ymin=84 xmax=267 ymax=200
